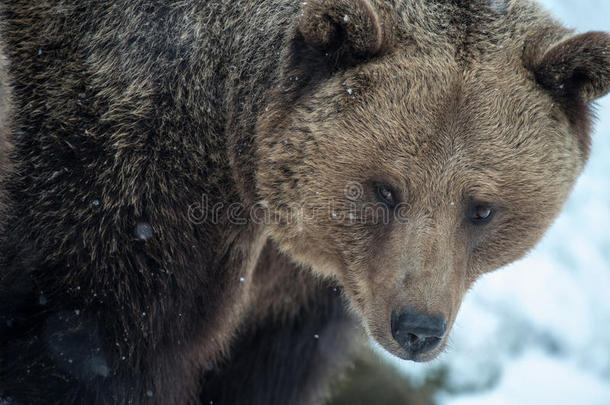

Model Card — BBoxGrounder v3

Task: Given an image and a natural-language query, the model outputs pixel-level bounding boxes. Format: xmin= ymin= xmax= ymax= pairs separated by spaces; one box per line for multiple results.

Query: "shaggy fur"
xmin=0 ymin=34 xmax=11 ymax=218
xmin=0 ymin=0 xmax=608 ymax=404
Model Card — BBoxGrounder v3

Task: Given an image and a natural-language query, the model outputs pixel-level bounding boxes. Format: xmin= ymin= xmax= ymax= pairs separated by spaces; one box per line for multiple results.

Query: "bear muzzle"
xmin=390 ymin=309 xmax=447 ymax=360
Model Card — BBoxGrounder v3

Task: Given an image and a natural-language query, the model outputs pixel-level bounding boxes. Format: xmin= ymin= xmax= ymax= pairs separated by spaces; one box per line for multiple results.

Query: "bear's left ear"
xmin=533 ymin=32 xmax=610 ymax=103
xmin=296 ymin=0 xmax=383 ymax=67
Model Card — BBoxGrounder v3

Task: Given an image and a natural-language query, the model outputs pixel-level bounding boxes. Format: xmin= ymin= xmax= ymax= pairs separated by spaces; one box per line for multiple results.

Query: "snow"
xmin=437 ymin=351 xmax=610 ymax=405
xmin=380 ymin=1 xmax=610 ymax=403
xmin=487 ymin=0 xmax=508 ymax=14
xmin=135 ymin=222 xmax=154 ymax=241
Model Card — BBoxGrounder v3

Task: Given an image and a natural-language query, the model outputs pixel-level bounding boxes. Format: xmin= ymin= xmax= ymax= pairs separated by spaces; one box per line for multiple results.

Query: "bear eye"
xmin=467 ymin=204 xmax=495 ymax=225
xmin=375 ymin=184 xmax=397 ymax=208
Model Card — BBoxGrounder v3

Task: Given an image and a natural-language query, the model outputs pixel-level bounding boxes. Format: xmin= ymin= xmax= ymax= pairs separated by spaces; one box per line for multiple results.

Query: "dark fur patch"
xmin=200 ymin=278 xmax=356 ymax=405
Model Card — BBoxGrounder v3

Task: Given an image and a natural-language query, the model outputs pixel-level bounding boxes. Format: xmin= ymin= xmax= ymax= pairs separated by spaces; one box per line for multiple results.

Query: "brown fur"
xmin=0 ymin=0 xmax=608 ymax=404
xmin=255 ymin=0 xmax=609 ymax=362
xmin=0 ymin=34 xmax=11 ymax=218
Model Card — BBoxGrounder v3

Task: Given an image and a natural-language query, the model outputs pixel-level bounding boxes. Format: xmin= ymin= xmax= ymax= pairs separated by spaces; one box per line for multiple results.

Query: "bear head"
xmin=254 ymin=0 xmax=610 ymax=361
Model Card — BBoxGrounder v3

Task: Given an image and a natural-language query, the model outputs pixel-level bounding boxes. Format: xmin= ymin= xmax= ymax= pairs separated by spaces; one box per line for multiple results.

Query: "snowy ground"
xmin=381 ymin=1 xmax=610 ymax=403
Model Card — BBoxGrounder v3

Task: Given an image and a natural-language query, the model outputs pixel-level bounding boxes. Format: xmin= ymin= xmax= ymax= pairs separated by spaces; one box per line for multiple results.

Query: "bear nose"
xmin=391 ymin=310 xmax=446 ymax=356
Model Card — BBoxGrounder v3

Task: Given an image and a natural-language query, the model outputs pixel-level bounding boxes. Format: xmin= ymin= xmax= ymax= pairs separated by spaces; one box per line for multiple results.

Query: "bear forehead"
xmin=388 ymin=0 xmax=561 ymax=62
xmin=336 ymin=57 xmax=562 ymax=150
xmin=306 ymin=60 xmax=580 ymax=198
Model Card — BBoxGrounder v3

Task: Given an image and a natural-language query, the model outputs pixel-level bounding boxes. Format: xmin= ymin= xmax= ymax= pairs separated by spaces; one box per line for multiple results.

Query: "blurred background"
xmin=328 ymin=1 xmax=610 ymax=404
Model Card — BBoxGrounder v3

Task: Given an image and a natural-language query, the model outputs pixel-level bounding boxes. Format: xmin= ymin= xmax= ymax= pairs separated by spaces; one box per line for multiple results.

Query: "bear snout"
xmin=390 ymin=309 xmax=447 ymax=359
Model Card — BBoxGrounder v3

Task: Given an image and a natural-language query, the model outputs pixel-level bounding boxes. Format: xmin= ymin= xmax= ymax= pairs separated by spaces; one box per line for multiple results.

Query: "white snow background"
xmin=379 ymin=1 xmax=610 ymax=404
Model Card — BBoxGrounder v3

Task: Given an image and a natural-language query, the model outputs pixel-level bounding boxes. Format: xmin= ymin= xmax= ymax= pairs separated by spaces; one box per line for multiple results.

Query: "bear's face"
xmin=255 ymin=0 xmax=610 ymax=361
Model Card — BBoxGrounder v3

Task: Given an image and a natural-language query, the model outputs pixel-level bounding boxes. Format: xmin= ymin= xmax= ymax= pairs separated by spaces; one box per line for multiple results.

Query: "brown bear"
xmin=0 ymin=0 xmax=609 ymax=404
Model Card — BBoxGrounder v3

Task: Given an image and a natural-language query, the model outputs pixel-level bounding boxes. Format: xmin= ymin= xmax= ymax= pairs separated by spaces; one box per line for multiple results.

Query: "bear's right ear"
xmin=296 ymin=0 xmax=383 ymax=67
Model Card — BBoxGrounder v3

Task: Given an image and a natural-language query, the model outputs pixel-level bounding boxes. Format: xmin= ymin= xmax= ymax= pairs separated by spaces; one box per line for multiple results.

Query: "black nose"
xmin=391 ymin=310 xmax=446 ymax=356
